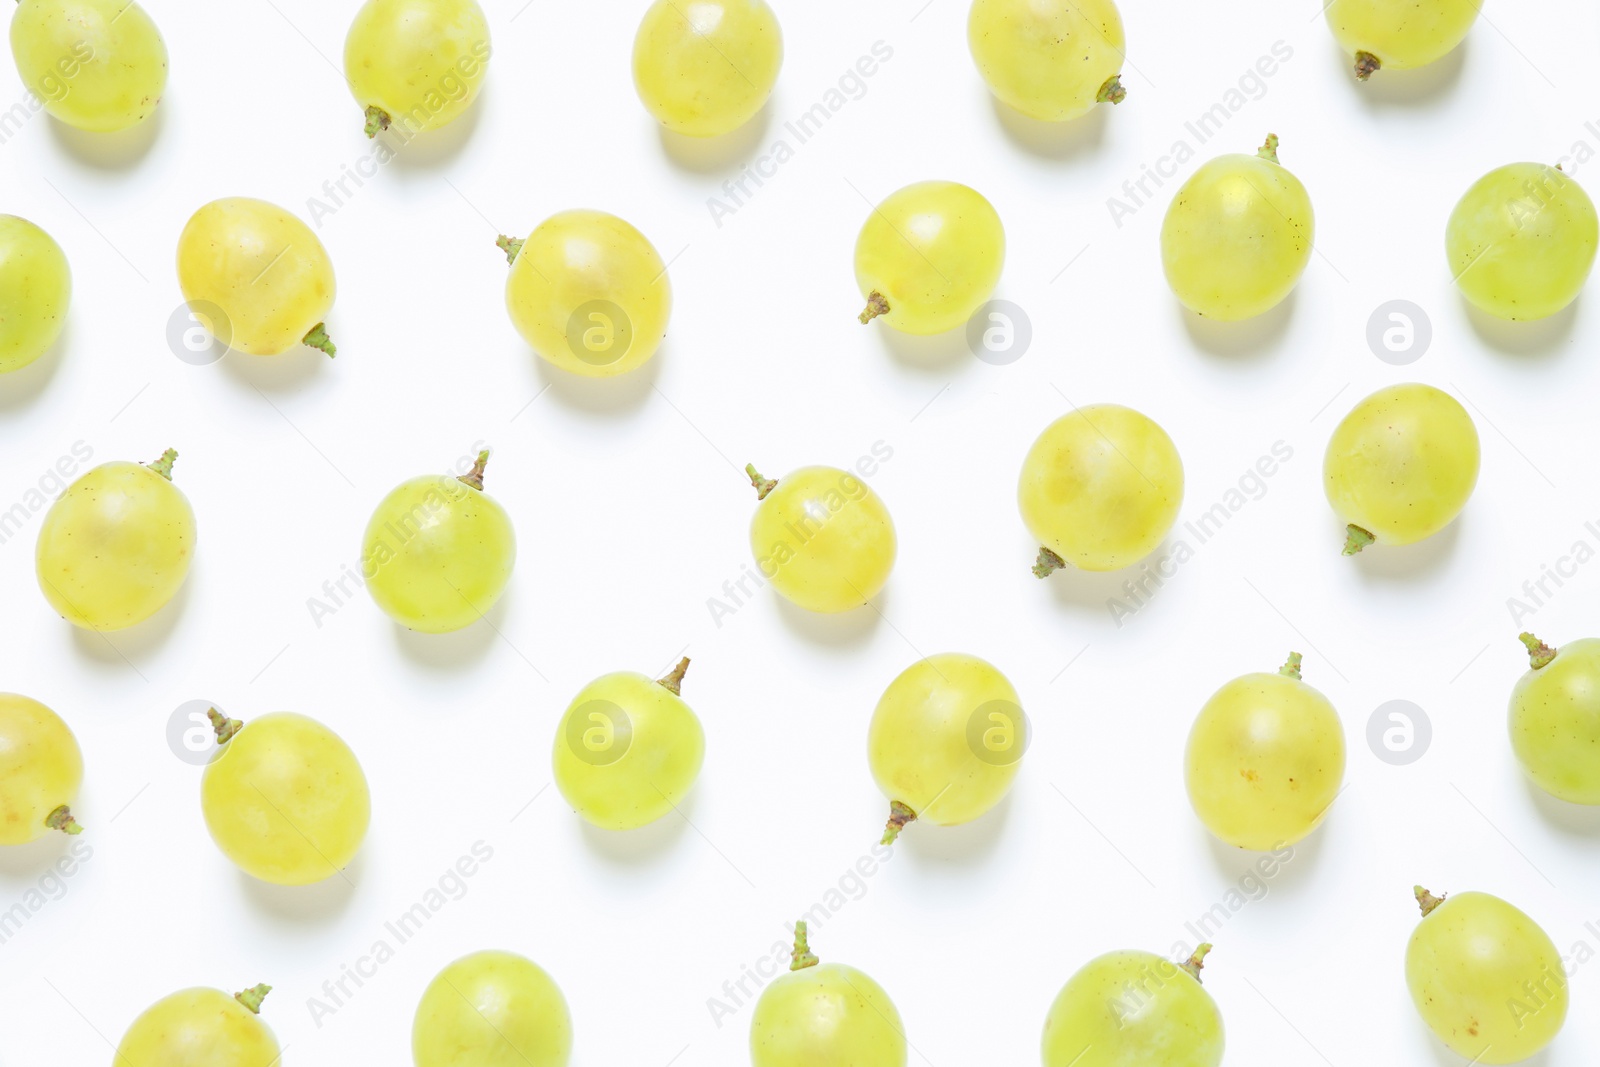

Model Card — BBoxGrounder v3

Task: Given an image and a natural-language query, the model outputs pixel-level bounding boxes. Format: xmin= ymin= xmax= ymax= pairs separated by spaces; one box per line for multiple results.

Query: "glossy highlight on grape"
xmin=751 ymin=923 xmax=907 ymax=1067
xmin=634 ymin=0 xmax=782 ymax=137
xmin=345 ymin=0 xmax=491 ymax=138
xmin=854 ymin=180 xmax=1005 ymax=335
xmin=746 ymin=462 xmax=896 ymax=613
xmin=1042 ymin=946 xmax=1224 ymax=1067
xmin=414 ymin=950 xmax=572 ymax=1067
xmin=968 ymin=0 xmax=1126 ymax=121
xmin=114 ymin=984 xmax=280 ymax=1067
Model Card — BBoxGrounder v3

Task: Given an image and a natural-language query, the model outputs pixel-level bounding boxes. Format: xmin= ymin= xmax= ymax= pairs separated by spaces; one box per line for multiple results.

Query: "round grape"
xmin=855 ymin=181 xmax=1005 ymax=335
xmin=1042 ymin=947 xmax=1224 ymax=1067
xmin=345 ymin=0 xmax=490 ymax=138
xmin=1509 ymin=633 xmax=1600 ymax=805
xmin=0 ymin=694 xmax=83 ymax=845
xmin=751 ymin=923 xmax=907 ymax=1067
xmin=746 ymin=463 xmax=896 ymax=613
xmin=10 ymin=0 xmax=167 ymax=132
xmin=1326 ymin=0 xmax=1480 ymax=80
xmin=0 ymin=215 xmax=69 ymax=374
xmin=115 ymin=984 xmax=280 ymax=1067
xmin=414 ymin=950 xmax=572 ymax=1067
xmin=633 ymin=0 xmax=782 ymax=137
xmin=968 ymin=0 xmax=1126 ymax=121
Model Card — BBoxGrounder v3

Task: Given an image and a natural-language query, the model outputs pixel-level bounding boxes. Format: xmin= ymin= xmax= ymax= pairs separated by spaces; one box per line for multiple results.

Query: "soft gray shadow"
xmin=901 ymin=791 xmax=1012 ymax=866
xmin=1345 ymin=37 xmax=1468 ymax=108
xmin=1043 ymin=540 xmax=1172 ymax=620
xmin=1351 ymin=518 xmax=1463 ymax=583
xmin=220 ymin=344 xmax=331 ymax=393
xmin=1178 ymin=291 xmax=1296 ymax=361
xmin=1522 ymin=776 xmax=1600 ymax=838
xmin=68 ymin=574 xmax=191 ymax=663
xmin=47 ymin=106 xmax=163 ymax=169
xmin=0 ymin=318 xmax=69 ymax=411
xmin=657 ymin=101 xmax=774 ymax=175
xmin=533 ymin=340 xmax=663 ymax=416
xmin=576 ymin=793 xmax=695 ymax=865
xmin=1463 ymin=296 xmax=1578 ymax=361
xmin=385 ymin=86 xmax=487 ymax=170
xmin=238 ymin=848 xmax=363 ymax=923
xmin=0 ymin=830 xmax=74 ymax=876
xmin=874 ymin=320 xmax=971 ymax=373
xmin=989 ymin=93 xmax=1110 ymax=161
xmin=1202 ymin=823 xmax=1326 ymax=898
xmin=391 ymin=591 xmax=509 ymax=673
xmin=1423 ymin=1031 xmax=1550 ymax=1067
xmin=773 ymin=587 xmax=885 ymax=648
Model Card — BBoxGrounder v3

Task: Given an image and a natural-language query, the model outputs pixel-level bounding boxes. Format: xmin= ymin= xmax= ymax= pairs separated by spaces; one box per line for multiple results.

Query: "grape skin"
xmin=747 ymin=464 xmax=896 ymax=613
xmin=751 ymin=926 xmax=907 ymax=1067
xmin=1509 ymin=635 xmax=1600 ymax=805
xmin=633 ymin=0 xmax=782 ymax=137
xmin=854 ymin=181 xmax=1005 ymax=335
xmin=1326 ymin=0 xmax=1480 ymax=79
xmin=1042 ymin=950 xmax=1224 ymax=1067
xmin=10 ymin=0 xmax=167 ymax=132
xmin=0 ymin=695 xmax=82 ymax=845
xmin=968 ymin=0 xmax=1126 ymax=122
xmin=114 ymin=987 xmax=281 ymax=1067
xmin=0 ymin=215 xmax=70 ymax=374
xmin=344 ymin=0 xmax=491 ymax=138
xmin=414 ymin=950 xmax=573 ymax=1067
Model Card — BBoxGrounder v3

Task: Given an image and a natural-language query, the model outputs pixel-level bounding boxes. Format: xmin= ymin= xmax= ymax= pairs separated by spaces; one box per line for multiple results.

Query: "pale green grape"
xmin=1447 ymin=163 xmax=1598 ymax=321
xmin=1018 ymin=403 xmax=1183 ymax=575
xmin=551 ymin=657 xmax=705 ymax=831
xmin=968 ymin=0 xmax=1126 ymax=121
xmin=867 ymin=653 xmax=1024 ymax=843
xmin=414 ymin=950 xmax=572 ymax=1067
xmin=0 ymin=215 xmax=69 ymax=373
xmin=1161 ymin=135 xmax=1313 ymax=321
xmin=363 ymin=451 xmax=515 ymax=634
xmin=751 ymin=923 xmax=907 ymax=1067
xmin=1509 ymin=633 xmax=1600 ymax=805
xmin=1326 ymin=0 xmax=1480 ymax=79
xmin=501 ymin=210 xmax=671 ymax=377
xmin=1324 ymin=383 xmax=1479 ymax=554
xmin=1185 ymin=653 xmax=1345 ymax=850
xmin=1042 ymin=947 xmax=1224 ymax=1067
xmin=177 ymin=197 xmax=337 ymax=357
xmin=10 ymin=0 xmax=166 ymax=132
xmin=855 ymin=181 xmax=1005 ymax=335
xmin=633 ymin=0 xmax=781 ymax=137
xmin=36 ymin=449 xmax=195 ymax=631
xmin=115 ymin=985 xmax=280 ymax=1067
xmin=345 ymin=0 xmax=490 ymax=138
xmin=1406 ymin=888 xmax=1567 ymax=1064
xmin=201 ymin=710 xmax=370 ymax=886
xmin=746 ymin=463 xmax=895 ymax=613
xmin=0 ymin=694 xmax=82 ymax=845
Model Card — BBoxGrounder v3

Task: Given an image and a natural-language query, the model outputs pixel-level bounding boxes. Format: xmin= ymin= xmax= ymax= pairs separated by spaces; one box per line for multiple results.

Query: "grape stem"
xmin=1095 ymin=75 xmax=1126 ymax=105
xmin=302 ymin=323 xmax=337 ymax=358
xmin=1278 ymin=652 xmax=1303 ymax=680
xmin=1342 ymin=524 xmax=1375 ymax=555
xmin=1032 ymin=547 xmax=1065 ymax=579
xmin=458 ymin=450 xmax=491 ymax=491
xmin=363 ymin=106 xmax=392 ymax=138
xmin=1519 ymin=632 xmax=1557 ymax=670
xmin=209 ymin=707 xmax=244 ymax=746
xmin=657 ymin=656 xmax=690 ymax=696
xmin=235 ymin=984 xmax=272 ymax=1014
xmin=745 ymin=464 xmax=777 ymax=500
xmin=1414 ymin=885 xmax=1447 ymax=918
xmin=1353 ymin=52 xmax=1381 ymax=80
xmin=789 ymin=921 xmax=820 ymax=972
xmin=1256 ymin=133 xmax=1281 ymax=165
xmin=44 ymin=805 xmax=82 ymax=835
xmin=858 ymin=291 xmax=890 ymax=325
xmin=147 ymin=448 xmax=178 ymax=481
xmin=881 ymin=801 xmax=917 ymax=845
xmin=1180 ymin=943 xmax=1212 ymax=983
xmin=496 ymin=235 xmax=524 ymax=266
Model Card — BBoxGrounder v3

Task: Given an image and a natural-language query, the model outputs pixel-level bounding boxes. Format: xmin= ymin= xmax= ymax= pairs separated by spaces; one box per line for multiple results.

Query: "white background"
xmin=4 ymin=0 xmax=1600 ymax=1064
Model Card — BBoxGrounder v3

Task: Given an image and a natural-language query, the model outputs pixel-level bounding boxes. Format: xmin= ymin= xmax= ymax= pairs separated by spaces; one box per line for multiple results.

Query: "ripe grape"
xmin=867 ymin=653 xmax=1024 ymax=843
xmin=344 ymin=0 xmax=491 ymax=139
xmin=414 ymin=950 xmax=572 ymax=1067
xmin=0 ymin=694 xmax=83 ymax=845
xmin=1324 ymin=383 xmax=1479 ymax=554
xmin=1406 ymin=887 xmax=1568 ymax=1064
xmin=552 ymin=657 xmax=705 ymax=831
xmin=36 ymin=448 xmax=195 ymax=631
xmin=1185 ymin=653 xmax=1345 ymax=850
xmin=1447 ymin=163 xmax=1598 ymax=321
xmin=1042 ymin=946 xmax=1224 ymax=1067
xmin=746 ymin=463 xmax=895 ymax=613
xmin=633 ymin=0 xmax=782 ymax=137
xmin=500 ymin=210 xmax=670 ymax=377
xmin=1326 ymin=0 xmax=1480 ymax=80
xmin=1018 ymin=403 xmax=1183 ymax=575
xmin=1161 ymin=135 xmax=1313 ymax=321
xmin=201 ymin=710 xmax=370 ymax=886
xmin=1509 ymin=633 xmax=1600 ymax=805
xmin=751 ymin=922 xmax=907 ymax=1067
xmin=0 ymin=215 xmax=69 ymax=374
xmin=177 ymin=197 xmax=337 ymax=357
xmin=10 ymin=0 xmax=167 ymax=132
xmin=968 ymin=0 xmax=1126 ymax=122
xmin=115 ymin=984 xmax=279 ymax=1066
xmin=854 ymin=181 xmax=1005 ymax=335
xmin=363 ymin=450 xmax=515 ymax=634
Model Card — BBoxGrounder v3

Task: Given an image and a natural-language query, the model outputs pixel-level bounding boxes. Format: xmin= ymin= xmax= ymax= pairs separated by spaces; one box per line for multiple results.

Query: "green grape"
xmin=1406 ymin=887 xmax=1567 ymax=1064
xmin=499 ymin=210 xmax=670 ymax=378
xmin=751 ymin=923 xmax=907 ymax=1067
xmin=0 ymin=694 xmax=83 ymax=845
xmin=1324 ymin=383 xmax=1479 ymax=555
xmin=363 ymin=451 xmax=515 ymax=634
xmin=1446 ymin=163 xmax=1598 ymax=321
xmin=1018 ymin=403 xmax=1183 ymax=575
xmin=414 ymin=950 xmax=572 ymax=1067
xmin=177 ymin=197 xmax=337 ymax=357
xmin=1326 ymin=0 xmax=1480 ymax=80
xmin=551 ymin=657 xmax=705 ymax=831
xmin=201 ymin=710 xmax=370 ymax=886
xmin=10 ymin=0 xmax=166 ymax=132
xmin=0 ymin=215 xmax=69 ymax=373
xmin=115 ymin=984 xmax=279 ymax=1067
xmin=344 ymin=0 xmax=491 ymax=139
xmin=633 ymin=0 xmax=781 ymax=137
xmin=1042 ymin=946 xmax=1224 ymax=1067
xmin=745 ymin=463 xmax=896 ymax=613
xmin=854 ymin=181 xmax=1005 ymax=335
xmin=1509 ymin=633 xmax=1600 ymax=805
xmin=968 ymin=0 xmax=1126 ymax=122
xmin=867 ymin=653 xmax=1024 ymax=843
xmin=36 ymin=448 xmax=195 ymax=631
xmin=1161 ymin=134 xmax=1313 ymax=321
xmin=1184 ymin=653 xmax=1345 ymax=850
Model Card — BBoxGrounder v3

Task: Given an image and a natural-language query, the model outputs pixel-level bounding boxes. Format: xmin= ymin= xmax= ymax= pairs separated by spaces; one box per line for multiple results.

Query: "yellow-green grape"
xmin=1446 ymin=163 xmax=1598 ymax=321
xmin=344 ymin=0 xmax=491 ymax=139
xmin=10 ymin=0 xmax=167 ymax=132
xmin=1509 ymin=633 xmax=1600 ymax=805
xmin=0 ymin=694 xmax=83 ymax=845
xmin=1018 ymin=403 xmax=1183 ymax=576
xmin=1406 ymin=887 xmax=1568 ymax=1064
xmin=363 ymin=451 xmax=515 ymax=634
xmin=414 ymin=950 xmax=572 ymax=1067
xmin=177 ymin=197 xmax=337 ymax=357
xmin=867 ymin=653 xmax=1024 ymax=843
xmin=114 ymin=985 xmax=279 ymax=1067
xmin=1324 ymin=383 xmax=1479 ymax=555
xmin=968 ymin=0 xmax=1126 ymax=121
xmin=1042 ymin=947 xmax=1224 ymax=1067
xmin=1326 ymin=0 xmax=1480 ymax=80
xmin=201 ymin=710 xmax=370 ymax=886
xmin=0 ymin=215 xmax=69 ymax=373
xmin=633 ymin=0 xmax=781 ymax=137
xmin=500 ymin=210 xmax=671 ymax=378
xmin=552 ymin=657 xmax=705 ymax=831
xmin=854 ymin=181 xmax=1005 ymax=335
xmin=751 ymin=923 xmax=907 ymax=1067
xmin=1185 ymin=653 xmax=1345 ymax=851
xmin=1161 ymin=134 xmax=1313 ymax=321
xmin=36 ymin=449 xmax=195 ymax=631
xmin=745 ymin=463 xmax=896 ymax=613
